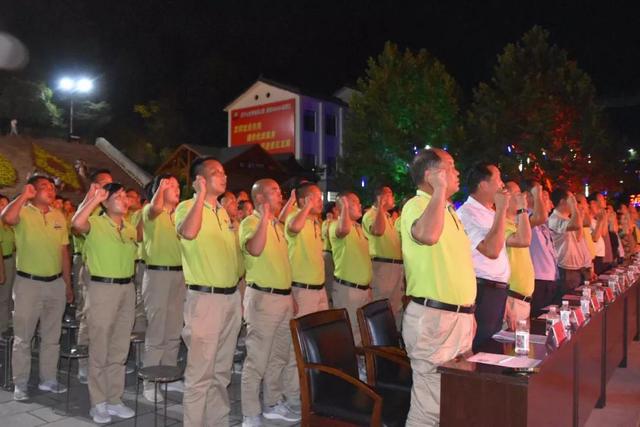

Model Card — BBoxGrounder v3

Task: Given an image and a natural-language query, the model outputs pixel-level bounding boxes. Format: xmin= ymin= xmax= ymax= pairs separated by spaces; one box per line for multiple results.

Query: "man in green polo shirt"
xmin=329 ymin=191 xmax=373 ymax=346
xmin=362 ymin=186 xmax=404 ymax=327
xmin=401 ymin=148 xmax=476 ymax=426
xmin=1 ymin=176 xmax=73 ymax=401
xmin=240 ymin=178 xmax=300 ymax=426
xmin=503 ymin=181 xmax=533 ymax=330
xmin=140 ymin=174 xmax=185 ymax=402
xmin=0 ymin=194 xmax=12 ymax=334
xmin=285 ymin=182 xmax=328 ymax=316
xmin=176 ymin=157 xmax=242 ymax=427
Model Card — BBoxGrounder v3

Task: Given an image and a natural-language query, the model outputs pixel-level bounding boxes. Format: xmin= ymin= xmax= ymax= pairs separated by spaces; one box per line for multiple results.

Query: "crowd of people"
xmin=0 ymin=148 xmax=639 ymax=426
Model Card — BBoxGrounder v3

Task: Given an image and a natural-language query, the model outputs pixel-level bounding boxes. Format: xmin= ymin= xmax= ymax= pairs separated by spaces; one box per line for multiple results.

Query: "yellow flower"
xmin=0 ymin=153 xmax=17 ymax=187
xmin=32 ymin=144 xmax=81 ymax=189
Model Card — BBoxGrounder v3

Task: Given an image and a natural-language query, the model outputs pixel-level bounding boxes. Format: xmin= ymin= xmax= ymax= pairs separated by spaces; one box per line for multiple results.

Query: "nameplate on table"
xmin=467 ymin=352 xmax=541 ymax=369
xmin=551 ymin=321 xmax=567 ymax=346
xmin=572 ymin=308 xmax=586 ymax=326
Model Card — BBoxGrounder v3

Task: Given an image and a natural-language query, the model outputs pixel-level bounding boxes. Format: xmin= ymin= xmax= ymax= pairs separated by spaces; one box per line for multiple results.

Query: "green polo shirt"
xmin=362 ymin=206 xmax=402 ymax=259
xmin=321 ymin=220 xmax=332 ymax=251
xmin=72 ymin=206 xmax=102 ymax=257
xmin=84 ymin=214 xmax=137 ymax=278
xmin=329 ymin=221 xmax=372 ymax=286
xmin=175 ymin=198 xmax=239 ymax=287
xmin=13 ymin=204 xmax=68 ymax=276
xmin=0 ymin=223 xmax=15 ymax=257
xmin=240 ymin=212 xmax=291 ymax=289
xmin=142 ymin=204 xmax=181 ymax=267
xmin=400 ymin=190 xmax=476 ymax=305
xmin=285 ymin=209 xmax=324 ymax=285
xmin=506 ymin=219 xmax=535 ymax=297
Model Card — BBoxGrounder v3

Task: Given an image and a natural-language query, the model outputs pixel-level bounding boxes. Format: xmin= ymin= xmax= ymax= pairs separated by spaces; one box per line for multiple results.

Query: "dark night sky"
xmin=1 ymin=0 xmax=639 ymax=146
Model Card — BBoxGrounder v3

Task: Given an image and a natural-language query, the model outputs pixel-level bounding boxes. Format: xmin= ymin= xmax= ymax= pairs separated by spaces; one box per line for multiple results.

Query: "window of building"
xmin=325 ymin=114 xmax=336 ymax=136
xmin=303 ymin=154 xmax=316 ymax=170
xmin=303 ymin=110 xmax=316 ymax=132
xmin=326 ymin=156 xmax=337 ymax=176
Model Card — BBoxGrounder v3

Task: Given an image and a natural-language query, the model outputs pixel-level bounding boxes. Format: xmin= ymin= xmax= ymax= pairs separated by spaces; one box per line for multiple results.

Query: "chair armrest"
xmin=305 ymin=363 xmax=383 ymax=404
xmin=362 ymin=346 xmax=411 ymax=368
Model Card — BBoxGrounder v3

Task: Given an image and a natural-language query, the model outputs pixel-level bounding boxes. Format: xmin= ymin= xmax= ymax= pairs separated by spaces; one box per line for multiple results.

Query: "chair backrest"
xmin=291 ymin=308 xmax=358 ymax=378
xmin=358 ymin=299 xmax=401 ymax=348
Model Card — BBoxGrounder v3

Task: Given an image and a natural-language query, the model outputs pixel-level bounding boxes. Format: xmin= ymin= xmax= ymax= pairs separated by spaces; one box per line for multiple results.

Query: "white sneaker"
xmin=166 ymin=379 xmax=184 ymax=392
xmin=242 ymin=415 xmax=263 ymax=427
xmin=107 ymin=402 xmax=135 ymax=419
xmin=38 ymin=380 xmax=68 ymax=394
xmin=90 ymin=402 xmax=112 ymax=424
xmin=143 ymin=388 xmax=164 ymax=403
xmin=263 ymin=400 xmax=301 ymax=422
xmin=13 ymin=384 xmax=28 ymax=401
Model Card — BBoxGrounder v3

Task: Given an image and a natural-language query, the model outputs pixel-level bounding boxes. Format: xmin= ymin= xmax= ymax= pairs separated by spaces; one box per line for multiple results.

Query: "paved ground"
xmin=0 ymin=337 xmax=639 ymax=426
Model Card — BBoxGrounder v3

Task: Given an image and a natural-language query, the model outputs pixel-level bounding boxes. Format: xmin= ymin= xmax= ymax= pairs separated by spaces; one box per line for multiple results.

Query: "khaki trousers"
xmin=371 ymin=261 xmax=404 ymax=328
xmin=87 ymin=281 xmax=135 ymax=406
xmin=132 ymin=261 xmax=147 ymax=333
xmin=74 ymin=259 xmax=90 ymax=371
xmin=504 ymin=296 xmax=531 ymax=331
xmin=322 ymin=251 xmax=334 ymax=302
xmin=12 ymin=276 xmax=66 ymax=386
xmin=0 ymin=254 xmax=16 ymax=333
xmin=331 ymin=280 xmax=372 ymax=346
xmin=292 ymin=287 xmax=329 ymax=318
xmin=142 ymin=269 xmax=185 ymax=387
xmin=402 ymin=302 xmax=475 ymax=427
xmin=182 ymin=289 xmax=241 ymax=427
xmin=241 ymin=287 xmax=298 ymax=416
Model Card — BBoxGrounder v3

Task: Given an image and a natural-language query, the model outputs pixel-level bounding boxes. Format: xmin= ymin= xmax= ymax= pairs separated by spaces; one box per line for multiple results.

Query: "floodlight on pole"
xmin=56 ymin=76 xmax=94 ymax=139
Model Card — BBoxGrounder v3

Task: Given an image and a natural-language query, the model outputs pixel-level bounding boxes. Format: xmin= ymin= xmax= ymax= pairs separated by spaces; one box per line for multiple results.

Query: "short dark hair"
xmin=295 ymin=182 xmax=318 ymax=205
xmin=466 ymin=162 xmax=495 ymax=194
xmin=238 ymin=200 xmax=253 ymax=211
xmin=551 ymin=187 xmax=570 ymax=207
xmin=322 ymin=202 xmax=336 ymax=220
xmin=125 ymin=188 xmax=140 ymax=195
xmin=409 ymin=149 xmax=442 ymax=186
xmin=189 ymin=156 xmax=219 ymax=182
xmin=103 ymin=182 xmax=125 ymax=199
xmin=520 ymin=178 xmax=539 ymax=193
xmin=89 ymin=168 xmax=112 ymax=183
xmin=374 ymin=186 xmax=391 ymax=199
xmin=27 ymin=174 xmax=54 ymax=186
xmin=587 ymin=192 xmax=601 ymax=203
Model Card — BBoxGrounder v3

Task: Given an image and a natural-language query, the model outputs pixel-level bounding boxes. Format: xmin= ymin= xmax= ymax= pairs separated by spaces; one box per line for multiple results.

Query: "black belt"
xmin=292 ymin=282 xmax=325 ymax=290
xmin=371 ymin=256 xmax=403 ymax=264
xmin=334 ymin=277 xmax=370 ymax=290
xmin=247 ymin=282 xmax=291 ymax=295
xmin=187 ymin=284 xmax=237 ymax=294
xmin=508 ymin=289 xmax=532 ymax=302
xmin=147 ymin=265 xmax=183 ymax=271
xmin=72 ymin=252 xmax=81 ymax=256
xmin=3 ymin=254 xmax=13 ymax=259
xmin=477 ymin=278 xmax=509 ymax=290
xmin=135 ymin=259 xmax=145 ymax=264
xmin=410 ymin=296 xmax=475 ymax=314
xmin=90 ymin=275 xmax=133 ymax=284
xmin=323 ymin=250 xmax=332 ymax=254
xmin=17 ymin=271 xmax=62 ymax=282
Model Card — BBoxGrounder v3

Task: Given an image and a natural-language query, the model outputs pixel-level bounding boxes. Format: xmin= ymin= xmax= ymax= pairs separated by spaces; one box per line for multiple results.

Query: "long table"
xmin=439 ymin=277 xmax=638 ymax=427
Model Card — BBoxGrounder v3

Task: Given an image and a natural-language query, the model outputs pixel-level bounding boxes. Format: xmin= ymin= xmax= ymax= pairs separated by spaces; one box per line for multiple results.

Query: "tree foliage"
xmin=340 ymin=42 xmax=463 ymax=201
xmin=0 ymin=75 xmax=63 ymax=130
xmin=466 ymin=26 xmax=612 ymax=192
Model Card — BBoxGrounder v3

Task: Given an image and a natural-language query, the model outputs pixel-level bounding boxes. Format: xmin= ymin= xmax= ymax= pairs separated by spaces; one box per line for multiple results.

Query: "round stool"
xmin=135 ymin=365 xmax=183 ymax=427
xmin=61 ymin=319 xmax=80 ymax=352
xmin=129 ymin=332 xmax=145 ymax=376
xmin=58 ymin=344 xmax=88 ymax=415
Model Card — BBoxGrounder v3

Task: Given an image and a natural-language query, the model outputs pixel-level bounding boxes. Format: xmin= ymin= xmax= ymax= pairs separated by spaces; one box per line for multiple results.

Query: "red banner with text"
xmin=230 ymin=99 xmax=295 ymax=154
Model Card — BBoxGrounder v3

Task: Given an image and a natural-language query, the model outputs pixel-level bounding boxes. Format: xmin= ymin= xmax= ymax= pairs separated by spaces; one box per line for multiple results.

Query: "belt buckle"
xmin=423 ymin=298 xmax=429 ymax=307
xmin=269 ymin=287 xmax=275 ymax=294
xmin=456 ymin=305 xmax=461 ymax=313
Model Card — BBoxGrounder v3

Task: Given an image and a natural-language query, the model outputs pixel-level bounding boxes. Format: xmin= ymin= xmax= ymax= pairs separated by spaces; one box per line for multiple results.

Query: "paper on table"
xmin=467 ymin=352 xmax=541 ymax=369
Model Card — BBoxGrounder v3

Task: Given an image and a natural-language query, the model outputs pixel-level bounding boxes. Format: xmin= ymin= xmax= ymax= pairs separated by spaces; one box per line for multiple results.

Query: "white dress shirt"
xmin=457 ymin=196 xmax=510 ymax=283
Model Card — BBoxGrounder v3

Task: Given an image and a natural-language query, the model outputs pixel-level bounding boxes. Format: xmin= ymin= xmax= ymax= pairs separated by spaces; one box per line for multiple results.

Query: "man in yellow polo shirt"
xmin=0 ymin=194 xmax=12 ymax=334
xmin=240 ymin=178 xmax=300 ymax=426
xmin=329 ymin=191 xmax=372 ymax=346
xmin=141 ymin=174 xmax=185 ymax=402
xmin=176 ymin=157 xmax=241 ymax=427
xmin=503 ymin=181 xmax=533 ymax=330
xmin=401 ymin=149 xmax=476 ymax=426
xmin=362 ymin=186 xmax=404 ymax=327
xmin=321 ymin=202 xmax=337 ymax=299
xmin=126 ymin=188 xmax=147 ymax=334
xmin=1 ymin=176 xmax=73 ymax=401
xmin=285 ymin=182 xmax=327 ymax=316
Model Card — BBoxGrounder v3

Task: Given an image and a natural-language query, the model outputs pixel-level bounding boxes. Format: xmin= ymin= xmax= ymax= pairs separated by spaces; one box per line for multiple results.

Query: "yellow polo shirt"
xmin=72 ymin=206 xmax=102 ymax=256
xmin=14 ymin=204 xmax=68 ymax=276
xmin=232 ymin=224 xmax=245 ymax=280
xmin=582 ymin=226 xmax=596 ymax=259
xmin=285 ymin=209 xmax=324 ymax=285
xmin=84 ymin=214 xmax=137 ymax=278
xmin=142 ymin=204 xmax=181 ymax=267
xmin=176 ymin=198 xmax=239 ymax=287
xmin=329 ymin=221 xmax=372 ymax=286
xmin=240 ymin=212 xmax=291 ymax=289
xmin=401 ymin=190 xmax=476 ymax=305
xmin=362 ymin=206 xmax=402 ymax=259
xmin=0 ymin=224 xmax=15 ymax=257
xmin=505 ymin=219 xmax=535 ymax=297
xmin=321 ymin=220 xmax=332 ymax=251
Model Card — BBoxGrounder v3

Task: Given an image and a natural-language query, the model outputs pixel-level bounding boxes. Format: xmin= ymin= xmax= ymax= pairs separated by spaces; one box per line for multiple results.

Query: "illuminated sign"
xmin=230 ymin=99 xmax=295 ymax=154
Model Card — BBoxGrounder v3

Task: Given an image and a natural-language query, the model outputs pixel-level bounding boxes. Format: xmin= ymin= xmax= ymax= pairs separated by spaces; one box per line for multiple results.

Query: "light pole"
xmin=57 ymin=77 xmax=94 ymax=139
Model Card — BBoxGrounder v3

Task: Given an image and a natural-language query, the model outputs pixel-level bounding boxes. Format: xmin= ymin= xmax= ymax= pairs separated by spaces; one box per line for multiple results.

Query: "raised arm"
xmin=0 ymin=184 xmax=36 ymax=226
xmin=177 ymin=176 xmax=206 ymax=240
xmin=71 ymin=187 xmax=108 ymax=235
xmin=507 ymin=194 xmax=532 ymax=247
xmin=411 ymin=169 xmax=447 ymax=245
xmin=335 ymin=196 xmax=352 ymax=238
xmin=245 ymin=203 xmax=272 ymax=256
xmin=476 ymin=190 xmax=510 ymax=259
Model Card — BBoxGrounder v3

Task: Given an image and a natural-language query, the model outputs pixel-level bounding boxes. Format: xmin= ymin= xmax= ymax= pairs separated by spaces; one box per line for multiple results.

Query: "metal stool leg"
xmin=134 ymin=374 xmax=140 ymax=427
xmin=164 ymin=382 xmax=168 ymax=427
xmin=65 ymin=358 xmax=71 ymax=414
xmin=154 ymin=382 xmax=158 ymax=427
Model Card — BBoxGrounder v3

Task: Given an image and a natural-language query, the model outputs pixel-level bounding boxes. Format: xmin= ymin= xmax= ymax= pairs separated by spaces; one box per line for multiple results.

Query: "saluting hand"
xmin=337 ymin=194 xmax=349 ymax=213
xmin=258 ymin=202 xmax=273 ymax=221
xmin=516 ymin=193 xmax=527 ymax=210
xmin=94 ymin=188 xmax=109 ymax=203
xmin=426 ymin=168 xmax=447 ymax=192
xmin=192 ymin=175 xmax=206 ymax=195
xmin=22 ymin=184 xmax=37 ymax=200
xmin=494 ymin=188 xmax=510 ymax=212
xmin=530 ymin=182 xmax=541 ymax=200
